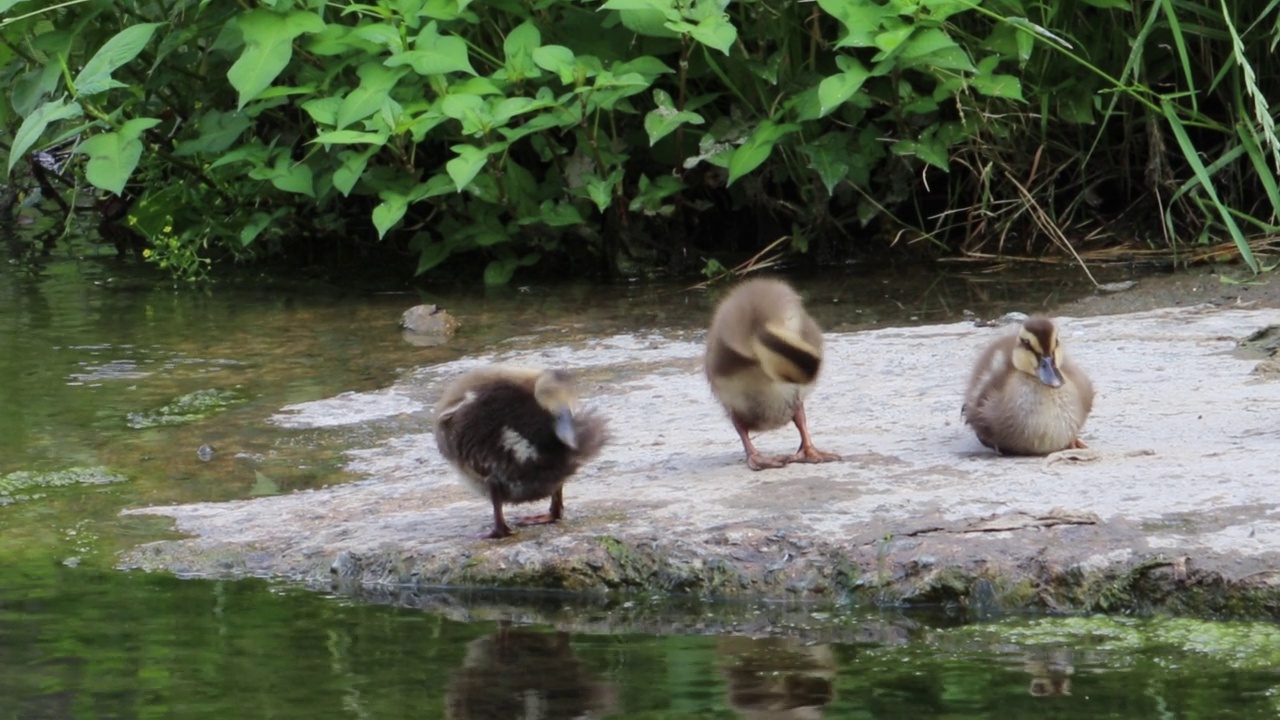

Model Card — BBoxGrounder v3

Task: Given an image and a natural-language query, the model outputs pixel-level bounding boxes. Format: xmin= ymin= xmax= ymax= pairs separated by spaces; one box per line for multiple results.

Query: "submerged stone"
xmin=400 ymin=304 xmax=460 ymax=347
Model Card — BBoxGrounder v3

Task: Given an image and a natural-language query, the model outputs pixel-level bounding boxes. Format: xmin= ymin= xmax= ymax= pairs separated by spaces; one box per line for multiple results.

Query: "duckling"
xmin=705 ymin=278 xmax=840 ymax=470
xmin=963 ymin=317 xmax=1094 ymax=456
xmin=434 ymin=365 xmax=608 ymax=539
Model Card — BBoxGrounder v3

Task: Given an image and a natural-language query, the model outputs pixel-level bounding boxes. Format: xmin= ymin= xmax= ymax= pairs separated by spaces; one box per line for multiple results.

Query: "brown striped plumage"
xmin=434 ymin=365 xmax=608 ymax=538
xmin=705 ymin=278 xmax=840 ymax=470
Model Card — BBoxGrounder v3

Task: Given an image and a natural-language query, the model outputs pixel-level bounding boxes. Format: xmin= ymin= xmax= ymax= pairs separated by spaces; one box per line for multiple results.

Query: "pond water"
xmin=3 ymin=248 xmax=1279 ymax=718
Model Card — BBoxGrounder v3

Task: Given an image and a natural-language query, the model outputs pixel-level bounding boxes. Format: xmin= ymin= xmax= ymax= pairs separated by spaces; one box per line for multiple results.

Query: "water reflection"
xmin=446 ymin=624 xmax=618 ymax=720
xmin=718 ymin=636 xmax=837 ymax=720
xmin=1023 ymin=646 xmax=1074 ymax=697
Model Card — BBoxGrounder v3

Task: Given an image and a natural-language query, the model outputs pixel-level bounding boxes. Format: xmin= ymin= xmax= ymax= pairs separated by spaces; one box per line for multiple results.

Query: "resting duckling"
xmin=963 ymin=317 xmax=1094 ymax=455
xmin=434 ymin=365 xmax=608 ymax=538
xmin=705 ymin=278 xmax=840 ymax=470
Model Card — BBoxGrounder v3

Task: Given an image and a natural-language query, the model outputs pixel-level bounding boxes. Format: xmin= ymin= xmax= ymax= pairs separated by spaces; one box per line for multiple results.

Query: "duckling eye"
xmin=1019 ymin=338 xmax=1033 ymax=351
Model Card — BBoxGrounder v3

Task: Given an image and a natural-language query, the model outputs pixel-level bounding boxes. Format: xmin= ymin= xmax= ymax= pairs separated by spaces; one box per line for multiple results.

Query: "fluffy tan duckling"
xmin=434 ymin=365 xmax=608 ymax=539
xmin=963 ymin=316 xmax=1094 ymax=455
xmin=705 ymin=278 xmax=840 ymax=470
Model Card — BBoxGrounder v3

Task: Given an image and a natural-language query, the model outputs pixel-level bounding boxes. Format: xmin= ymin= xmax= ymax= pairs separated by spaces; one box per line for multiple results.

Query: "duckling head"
xmin=1011 ymin=317 xmax=1064 ymax=388
xmin=533 ymin=369 xmax=581 ymax=449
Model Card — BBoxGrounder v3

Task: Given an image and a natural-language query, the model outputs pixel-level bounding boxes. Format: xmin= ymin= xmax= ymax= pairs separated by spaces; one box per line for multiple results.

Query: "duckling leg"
xmin=732 ymin=415 xmax=791 ymax=471
xmin=513 ymin=487 xmax=565 ymax=526
xmin=788 ymin=403 xmax=841 ymax=464
xmin=1070 ymin=437 xmax=1089 ymax=449
xmin=485 ymin=484 xmax=515 ymax=539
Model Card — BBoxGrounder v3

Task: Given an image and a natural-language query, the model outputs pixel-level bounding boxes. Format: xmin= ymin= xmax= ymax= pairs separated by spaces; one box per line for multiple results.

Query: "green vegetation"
xmin=3 ymin=0 xmax=1280 ymax=283
xmin=124 ymin=387 xmax=244 ymax=429
xmin=0 ymin=466 xmax=127 ymax=505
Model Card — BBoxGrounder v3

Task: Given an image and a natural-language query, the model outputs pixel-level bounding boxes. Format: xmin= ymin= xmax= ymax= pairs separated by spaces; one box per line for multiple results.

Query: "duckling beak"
xmin=554 ymin=408 xmax=578 ymax=449
xmin=1036 ymin=355 xmax=1064 ymax=388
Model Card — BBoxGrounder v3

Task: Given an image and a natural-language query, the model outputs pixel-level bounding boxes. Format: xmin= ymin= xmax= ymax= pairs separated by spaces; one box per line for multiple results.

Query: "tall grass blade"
xmin=1161 ymin=100 xmax=1260 ymax=273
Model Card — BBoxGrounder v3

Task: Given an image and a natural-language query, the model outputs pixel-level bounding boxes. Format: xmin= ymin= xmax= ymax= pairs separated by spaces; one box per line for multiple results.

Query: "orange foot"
xmin=480 ymin=524 xmax=514 ymax=540
xmin=746 ymin=452 xmax=793 ymax=471
xmin=790 ymin=446 xmax=842 ymax=464
xmin=513 ymin=513 xmax=560 ymax=526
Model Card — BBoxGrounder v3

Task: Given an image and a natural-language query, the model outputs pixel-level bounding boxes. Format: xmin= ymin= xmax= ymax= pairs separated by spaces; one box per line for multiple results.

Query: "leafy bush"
xmin=1 ymin=0 xmax=1276 ymax=282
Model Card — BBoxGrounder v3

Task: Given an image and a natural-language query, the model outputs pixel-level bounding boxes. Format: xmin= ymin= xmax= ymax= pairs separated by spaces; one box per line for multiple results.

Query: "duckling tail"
xmin=753 ymin=321 xmax=821 ymax=384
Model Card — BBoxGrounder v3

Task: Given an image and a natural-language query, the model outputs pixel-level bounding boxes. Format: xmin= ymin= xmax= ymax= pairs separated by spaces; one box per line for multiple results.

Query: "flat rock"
xmin=120 ymin=305 xmax=1280 ymax=615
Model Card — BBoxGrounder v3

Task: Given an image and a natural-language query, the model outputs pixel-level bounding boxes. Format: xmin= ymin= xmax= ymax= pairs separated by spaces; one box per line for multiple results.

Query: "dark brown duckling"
xmin=963 ymin=316 xmax=1094 ymax=455
xmin=705 ymin=278 xmax=840 ymax=470
xmin=434 ymin=365 xmax=608 ymax=538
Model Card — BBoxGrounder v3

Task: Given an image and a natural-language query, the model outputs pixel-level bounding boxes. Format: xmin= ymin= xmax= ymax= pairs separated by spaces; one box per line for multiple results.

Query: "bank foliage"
xmin=1 ymin=0 xmax=1277 ymax=282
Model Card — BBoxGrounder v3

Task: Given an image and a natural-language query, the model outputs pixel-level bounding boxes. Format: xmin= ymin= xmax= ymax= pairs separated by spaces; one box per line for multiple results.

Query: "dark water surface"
xmin=3 ymin=251 xmax=1278 ymax=718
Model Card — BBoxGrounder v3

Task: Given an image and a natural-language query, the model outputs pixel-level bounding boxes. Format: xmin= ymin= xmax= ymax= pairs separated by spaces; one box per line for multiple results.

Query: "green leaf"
xmin=644 ymin=89 xmax=705 ymax=145
xmin=818 ymin=0 xmax=894 ymax=48
xmin=613 ymin=57 xmax=674 ymax=82
xmin=79 ymin=131 xmax=143 ymax=195
xmin=301 ymin=96 xmax=342 ymax=125
xmin=414 ymin=238 xmax=452 ymax=275
xmin=420 ymin=0 xmax=468 ymax=21
xmin=817 ymin=58 xmax=870 ymax=117
xmin=240 ymin=209 xmax=286 ymax=246
xmin=73 ymin=22 xmax=162 ymax=96
xmin=311 ymin=130 xmax=389 ymax=145
xmin=685 ymin=13 xmax=737 ymax=55
xmin=441 ymin=93 xmax=491 ymax=135
xmin=332 ymin=147 xmax=379 ymax=196
xmin=418 ymin=173 xmax=458 ymax=199
xmin=483 ymin=256 xmax=518 ymax=285
xmin=208 ymin=143 xmax=269 ymax=170
xmin=531 ymin=45 xmax=576 ymax=83
xmin=249 ymin=154 xmax=315 ymax=196
xmin=971 ymin=72 xmax=1024 ymax=101
xmin=897 ymin=29 xmax=976 ymax=72
xmin=7 ymin=98 xmax=83 ymax=175
xmin=527 ymin=200 xmax=585 ymax=227
xmin=610 ymin=1 xmax=681 ymax=39
xmin=800 ymin=133 xmax=854 ymax=195
xmin=503 ymin=20 xmax=542 ymax=80
xmin=727 ymin=120 xmax=800 ymax=186
xmin=227 ymin=10 xmax=325 ymax=110
xmin=492 ymin=96 xmax=555 ymax=126
xmin=872 ymin=23 xmax=914 ymax=56
xmin=386 ymin=21 xmax=477 ymax=76
xmin=12 ymin=64 xmax=62 ymax=118
xmin=582 ymin=169 xmax=623 ymax=212
xmin=118 ymin=117 xmax=161 ymax=142
xmin=173 ymin=110 xmax=252 ymax=156
xmin=337 ymin=64 xmax=406 ymax=129
xmin=372 ymin=190 xmax=409 ymax=239
xmin=446 ymin=143 xmax=505 ymax=190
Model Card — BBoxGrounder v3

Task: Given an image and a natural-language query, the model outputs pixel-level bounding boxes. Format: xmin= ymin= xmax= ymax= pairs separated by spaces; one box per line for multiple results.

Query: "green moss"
xmin=598 ymin=535 xmax=657 ymax=588
xmin=953 ymin=615 xmax=1280 ymax=671
xmin=126 ymin=388 xmax=244 ymax=429
xmin=0 ymin=467 xmax=128 ymax=506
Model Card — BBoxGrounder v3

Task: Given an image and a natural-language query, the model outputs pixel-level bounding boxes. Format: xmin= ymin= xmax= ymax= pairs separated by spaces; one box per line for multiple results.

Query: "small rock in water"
xmin=400 ymin=304 xmax=460 ymax=347
xmin=197 ymin=444 xmax=215 ymax=462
